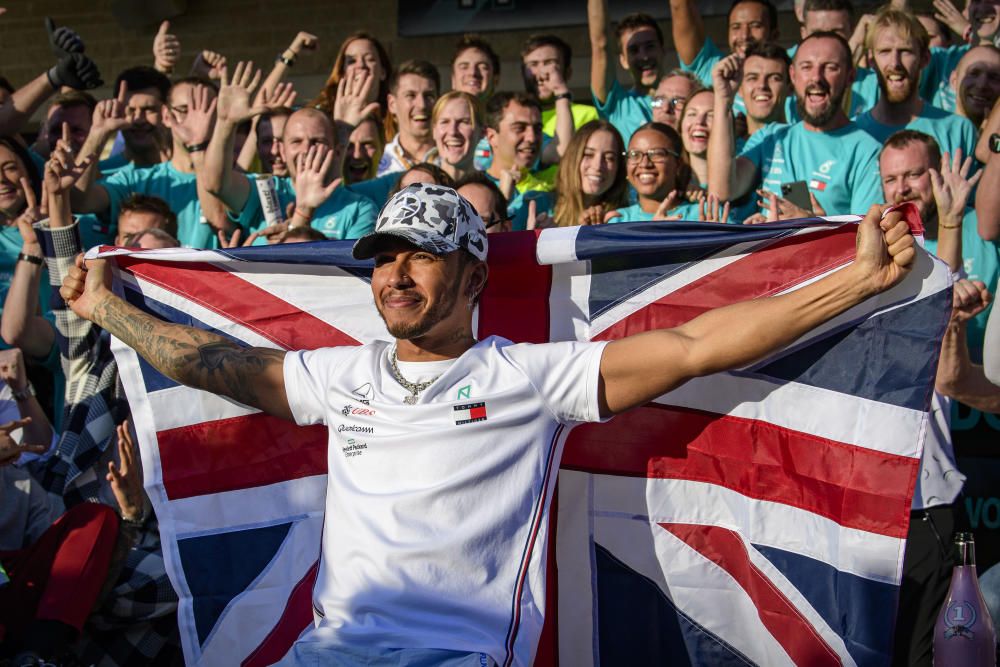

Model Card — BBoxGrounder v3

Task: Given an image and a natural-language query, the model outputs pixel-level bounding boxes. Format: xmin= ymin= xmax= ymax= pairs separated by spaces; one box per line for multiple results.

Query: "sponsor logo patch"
xmin=453 ymin=401 xmax=487 ymax=425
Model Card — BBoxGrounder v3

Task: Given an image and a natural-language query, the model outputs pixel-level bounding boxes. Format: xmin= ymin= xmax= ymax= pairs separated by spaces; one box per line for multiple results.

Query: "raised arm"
xmin=597 ymin=206 xmax=915 ymax=416
xmin=539 ymin=64 xmax=575 ymax=164
xmin=60 ymin=256 xmax=291 ymax=420
xmin=670 ymin=0 xmax=708 ymax=66
xmin=931 ymin=148 xmax=980 ymax=271
xmin=936 ymin=279 xmax=1000 ymax=412
xmin=203 ymin=63 xmax=269 ymax=213
xmin=588 ymin=0 xmax=616 ymax=104
xmin=708 ymin=56 xmax=757 ymax=201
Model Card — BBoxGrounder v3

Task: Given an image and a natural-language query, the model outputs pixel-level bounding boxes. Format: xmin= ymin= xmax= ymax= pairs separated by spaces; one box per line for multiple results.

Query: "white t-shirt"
xmin=283 ymin=336 xmax=608 ymax=665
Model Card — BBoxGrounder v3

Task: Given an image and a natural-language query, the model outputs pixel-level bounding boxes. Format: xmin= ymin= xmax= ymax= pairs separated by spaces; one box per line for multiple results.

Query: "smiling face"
xmin=729 ymin=1 xmax=774 ymax=55
xmin=969 ymin=0 xmax=1000 ymax=41
xmin=871 ymin=26 xmax=927 ymax=105
xmin=433 ymin=97 xmax=479 ymax=168
xmin=680 ymin=90 xmax=714 ymax=159
xmin=388 ymin=73 xmax=438 ymax=142
xmin=279 ymin=109 xmax=337 ymax=179
xmin=651 ymin=74 xmax=696 ymax=128
xmin=342 ymin=118 xmax=382 ymax=184
xmin=740 ymin=55 xmax=789 ymax=122
xmin=618 ymin=27 xmax=664 ymax=89
xmin=342 ymin=38 xmax=386 ymax=86
xmin=880 ymin=141 xmax=936 ymax=224
xmin=626 ymin=128 xmax=680 ymax=200
xmin=452 ymin=47 xmax=496 ymax=98
xmin=124 ymin=87 xmax=165 ymax=151
xmin=578 ymin=129 xmax=620 ymax=197
xmin=791 ymin=35 xmax=853 ymax=128
xmin=486 ymin=100 xmax=542 ymax=171
xmin=954 ymin=46 xmax=1000 ymax=124
xmin=371 ymin=241 xmax=483 ymax=341
xmin=0 ymin=144 xmax=27 ymax=218
xmin=258 ymin=114 xmax=290 ymax=176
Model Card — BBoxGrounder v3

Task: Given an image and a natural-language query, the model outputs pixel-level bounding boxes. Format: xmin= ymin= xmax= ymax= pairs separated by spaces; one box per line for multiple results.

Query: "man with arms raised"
xmin=854 ymin=9 xmax=978 ymax=159
xmin=587 ymin=2 xmax=662 ymax=140
xmin=709 ymin=32 xmax=883 ymax=219
xmin=61 ymin=182 xmax=914 ymax=666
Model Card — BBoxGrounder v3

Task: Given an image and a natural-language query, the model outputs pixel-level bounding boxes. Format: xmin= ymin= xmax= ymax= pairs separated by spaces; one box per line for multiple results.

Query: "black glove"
xmin=47 ymin=53 xmax=103 ymax=90
xmin=45 ymin=17 xmax=85 ymax=59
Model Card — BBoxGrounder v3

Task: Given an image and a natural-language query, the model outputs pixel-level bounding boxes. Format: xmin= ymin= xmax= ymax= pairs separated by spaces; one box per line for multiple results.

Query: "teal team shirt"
xmin=739 ymin=121 xmax=884 ymax=216
xmin=592 ymin=79 xmax=653 ymax=143
xmin=612 ymin=200 xmax=701 ymax=222
xmin=235 ymin=174 xmax=377 ymax=240
xmin=484 ymin=174 xmax=554 ymax=232
xmin=853 ymin=104 xmax=979 ymax=158
xmin=923 ymin=208 xmax=1000 ymax=360
xmin=924 ymin=44 xmax=970 ymax=113
xmin=102 ymin=161 xmax=219 ymax=249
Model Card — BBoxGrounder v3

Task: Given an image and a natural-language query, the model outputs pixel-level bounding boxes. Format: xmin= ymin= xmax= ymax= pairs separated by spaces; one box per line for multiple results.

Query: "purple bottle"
xmin=934 ymin=532 xmax=997 ymax=666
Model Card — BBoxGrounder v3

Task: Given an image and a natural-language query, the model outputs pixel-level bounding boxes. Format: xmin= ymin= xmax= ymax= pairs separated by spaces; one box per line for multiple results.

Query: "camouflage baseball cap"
xmin=352 ymin=183 xmax=488 ymax=261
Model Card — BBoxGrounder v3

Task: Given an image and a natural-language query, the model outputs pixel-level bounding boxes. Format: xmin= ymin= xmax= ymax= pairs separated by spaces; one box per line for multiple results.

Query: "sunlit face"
xmin=0 ymin=145 xmax=27 ymax=218
xmin=680 ymin=90 xmax=714 ymax=158
xmin=880 ymin=142 xmax=936 ymax=224
xmin=729 ymin=1 xmax=773 ymax=55
xmin=578 ymin=129 xmax=620 ymax=197
xmin=953 ymin=47 xmax=1000 ymax=124
xmin=117 ymin=209 xmax=170 ymax=246
xmin=801 ymin=9 xmax=852 ymax=40
xmin=433 ymin=97 xmax=479 ymax=167
xmin=371 ymin=241 xmax=482 ymax=340
xmin=791 ymin=36 xmax=853 ymax=128
xmin=279 ymin=110 xmax=337 ymax=178
xmin=626 ymin=128 xmax=680 ymax=200
xmin=343 ymin=118 xmax=382 ymax=183
xmin=258 ymin=114 xmax=290 ymax=176
xmin=522 ymin=44 xmax=567 ymax=101
xmin=871 ymin=27 xmax=927 ymax=104
xmin=342 ymin=39 xmax=386 ymax=85
xmin=388 ymin=74 xmax=437 ymax=141
xmin=740 ymin=55 xmax=789 ymax=122
xmin=618 ymin=27 xmax=664 ymax=89
xmin=125 ymin=87 xmax=165 ymax=150
xmin=651 ymin=75 xmax=696 ymax=128
xmin=452 ymin=47 xmax=496 ymax=98
xmin=457 ymin=182 xmax=510 ymax=233
xmin=44 ymin=104 xmax=91 ymax=155
xmin=486 ymin=101 xmax=542 ymax=171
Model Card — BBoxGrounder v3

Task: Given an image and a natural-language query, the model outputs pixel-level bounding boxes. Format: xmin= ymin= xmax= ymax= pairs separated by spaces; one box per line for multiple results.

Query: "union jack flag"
xmin=100 ymin=214 xmax=951 ymax=666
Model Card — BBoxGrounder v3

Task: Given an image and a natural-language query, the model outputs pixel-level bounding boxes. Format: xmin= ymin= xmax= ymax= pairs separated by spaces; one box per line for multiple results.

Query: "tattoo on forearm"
xmin=93 ymin=296 xmax=284 ymax=409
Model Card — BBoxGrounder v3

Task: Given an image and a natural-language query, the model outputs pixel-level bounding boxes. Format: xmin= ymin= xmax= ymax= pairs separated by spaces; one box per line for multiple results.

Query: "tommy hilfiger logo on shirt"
xmin=453 ymin=402 xmax=487 ymax=425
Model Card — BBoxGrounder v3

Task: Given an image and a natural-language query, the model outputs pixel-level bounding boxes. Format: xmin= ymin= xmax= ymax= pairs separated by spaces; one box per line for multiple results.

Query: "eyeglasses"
xmin=622 ymin=148 xmax=679 ymax=164
xmin=650 ymin=96 xmax=686 ymax=113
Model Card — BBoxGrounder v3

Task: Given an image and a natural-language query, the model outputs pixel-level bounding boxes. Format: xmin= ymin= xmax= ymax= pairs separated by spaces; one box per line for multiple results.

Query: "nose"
xmin=385 ymin=259 xmax=414 ymax=289
xmin=351 ymin=143 xmax=363 ymax=159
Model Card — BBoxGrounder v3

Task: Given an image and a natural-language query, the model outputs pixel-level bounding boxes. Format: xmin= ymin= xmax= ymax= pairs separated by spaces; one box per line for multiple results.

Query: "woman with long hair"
xmin=553 ymin=120 xmax=628 ymax=227
xmin=678 ymin=88 xmax=713 ymax=189
xmin=431 ymin=91 xmax=483 ymax=183
xmin=311 ymin=32 xmax=392 ymax=139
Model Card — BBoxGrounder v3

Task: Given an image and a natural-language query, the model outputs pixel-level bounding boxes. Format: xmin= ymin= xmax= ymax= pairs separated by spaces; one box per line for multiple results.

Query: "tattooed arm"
xmin=60 ymin=255 xmax=292 ymax=420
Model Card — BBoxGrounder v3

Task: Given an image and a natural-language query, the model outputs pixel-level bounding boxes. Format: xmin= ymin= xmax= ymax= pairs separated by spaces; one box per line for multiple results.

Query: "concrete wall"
xmin=0 ymin=1 xmax=799 ymax=122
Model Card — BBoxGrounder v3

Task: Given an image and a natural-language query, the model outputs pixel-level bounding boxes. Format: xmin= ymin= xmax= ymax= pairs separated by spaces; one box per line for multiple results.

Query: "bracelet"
xmin=184 ymin=142 xmax=209 ymax=153
xmin=940 ymin=220 xmax=962 ymax=229
xmin=278 ymin=52 xmax=296 ymax=67
xmin=553 ymin=91 xmax=573 ymax=102
xmin=17 ymin=252 xmax=43 ymax=266
xmin=11 ymin=382 xmax=34 ymax=402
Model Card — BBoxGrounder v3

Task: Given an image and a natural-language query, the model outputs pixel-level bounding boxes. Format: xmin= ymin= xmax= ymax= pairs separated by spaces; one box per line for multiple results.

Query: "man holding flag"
xmin=59 ymin=183 xmax=915 ymax=666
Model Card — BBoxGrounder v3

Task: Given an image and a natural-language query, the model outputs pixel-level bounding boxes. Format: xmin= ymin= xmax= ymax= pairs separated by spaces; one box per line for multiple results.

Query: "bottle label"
xmin=943 ymin=601 xmax=978 ymax=640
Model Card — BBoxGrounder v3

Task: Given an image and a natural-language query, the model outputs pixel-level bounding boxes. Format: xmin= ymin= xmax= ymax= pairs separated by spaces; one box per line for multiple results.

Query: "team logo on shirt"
xmin=453 ymin=401 xmax=487 ymax=425
xmin=456 ymin=384 xmax=471 ymax=400
xmin=352 ymin=383 xmax=374 ymax=405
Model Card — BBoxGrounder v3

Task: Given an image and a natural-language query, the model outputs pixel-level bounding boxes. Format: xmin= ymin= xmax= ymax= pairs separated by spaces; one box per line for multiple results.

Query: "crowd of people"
xmin=0 ymin=0 xmax=998 ymax=664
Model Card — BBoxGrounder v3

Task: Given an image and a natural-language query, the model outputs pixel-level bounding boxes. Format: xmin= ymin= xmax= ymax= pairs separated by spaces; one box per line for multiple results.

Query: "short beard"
xmin=796 ymin=89 xmax=844 ymax=128
xmin=877 ymin=69 xmax=915 ymax=104
xmin=376 ymin=280 xmax=463 ymax=341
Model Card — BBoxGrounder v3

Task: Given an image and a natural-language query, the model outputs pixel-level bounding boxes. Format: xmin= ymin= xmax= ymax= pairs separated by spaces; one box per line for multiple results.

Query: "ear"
xmin=485 ymin=127 xmax=499 ymax=149
xmin=467 ymin=260 xmax=489 ymax=300
xmin=387 ymin=93 xmax=397 ymax=117
xmin=618 ymin=51 xmax=630 ymax=72
xmin=161 ymin=104 xmax=174 ymax=128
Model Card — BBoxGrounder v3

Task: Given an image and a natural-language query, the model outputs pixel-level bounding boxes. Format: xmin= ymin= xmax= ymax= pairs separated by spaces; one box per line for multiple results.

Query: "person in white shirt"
xmin=59 ymin=183 xmax=915 ymax=666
